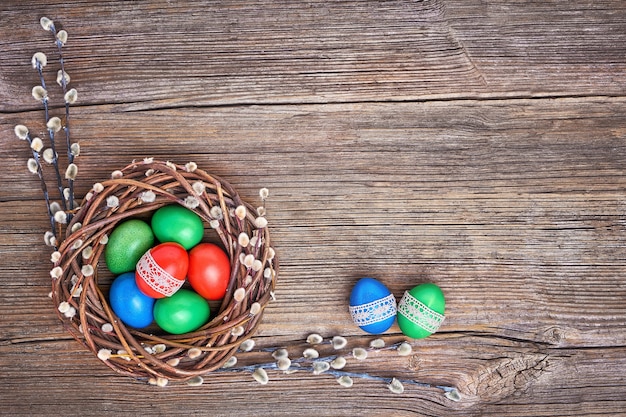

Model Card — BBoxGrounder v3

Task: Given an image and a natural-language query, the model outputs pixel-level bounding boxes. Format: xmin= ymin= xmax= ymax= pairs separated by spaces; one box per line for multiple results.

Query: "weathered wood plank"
xmin=1 ymin=0 xmax=626 ymax=111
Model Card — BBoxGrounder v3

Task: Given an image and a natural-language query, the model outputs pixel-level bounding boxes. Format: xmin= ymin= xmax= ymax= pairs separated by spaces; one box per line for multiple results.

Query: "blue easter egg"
xmin=109 ymin=272 xmax=155 ymax=328
xmin=349 ymin=277 xmax=397 ymax=334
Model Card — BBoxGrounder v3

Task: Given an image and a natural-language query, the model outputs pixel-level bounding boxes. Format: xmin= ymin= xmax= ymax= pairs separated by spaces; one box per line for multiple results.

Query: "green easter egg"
xmin=105 ymin=219 xmax=155 ymax=274
xmin=153 ymin=289 xmax=210 ymax=334
xmin=151 ymin=205 xmax=204 ymax=250
xmin=397 ymin=283 xmax=445 ymax=339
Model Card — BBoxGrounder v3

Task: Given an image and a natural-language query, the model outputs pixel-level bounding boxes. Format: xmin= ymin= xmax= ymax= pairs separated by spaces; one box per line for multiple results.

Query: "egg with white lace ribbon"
xmin=397 ymin=283 xmax=445 ymax=339
xmin=349 ymin=278 xmax=397 ymax=334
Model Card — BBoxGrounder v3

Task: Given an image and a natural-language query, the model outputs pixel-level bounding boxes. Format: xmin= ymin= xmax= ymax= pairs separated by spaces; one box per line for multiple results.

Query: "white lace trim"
xmin=398 ymin=291 xmax=444 ymax=333
xmin=349 ymin=293 xmax=397 ymax=327
xmin=136 ymin=250 xmax=183 ymax=297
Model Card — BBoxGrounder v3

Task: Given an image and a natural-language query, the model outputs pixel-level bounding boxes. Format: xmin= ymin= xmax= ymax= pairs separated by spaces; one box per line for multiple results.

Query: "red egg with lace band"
xmin=135 ymin=242 xmax=189 ymax=298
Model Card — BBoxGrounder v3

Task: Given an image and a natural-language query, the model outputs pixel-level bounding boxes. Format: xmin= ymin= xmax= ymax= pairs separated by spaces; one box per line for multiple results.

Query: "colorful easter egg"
xmin=151 ymin=204 xmax=204 ymax=250
xmin=109 ymin=272 xmax=155 ymax=328
xmin=135 ymin=242 xmax=188 ymax=298
xmin=153 ymin=289 xmax=210 ymax=334
xmin=349 ymin=277 xmax=397 ymax=334
xmin=397 ymin=283 xmax=445 ymax=339
xmin=105 ymin=219 xmax=155 ymax=274
xmin=187 ymin=243 xmax=231 ymax=300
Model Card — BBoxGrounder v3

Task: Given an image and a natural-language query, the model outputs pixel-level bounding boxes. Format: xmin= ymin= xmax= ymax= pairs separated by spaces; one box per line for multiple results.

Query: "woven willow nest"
xmin=50 ymin=159 xmax=277 ymax=383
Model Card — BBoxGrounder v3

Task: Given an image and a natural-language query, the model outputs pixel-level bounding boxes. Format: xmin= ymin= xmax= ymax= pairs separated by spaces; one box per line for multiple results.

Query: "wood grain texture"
xmin=1 ymin=1 xmax=626 ymax=416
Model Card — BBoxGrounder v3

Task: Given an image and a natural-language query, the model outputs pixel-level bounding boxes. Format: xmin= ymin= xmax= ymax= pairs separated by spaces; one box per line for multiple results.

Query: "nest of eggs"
xmin=50 ymin=159 xmax=277 ymax=383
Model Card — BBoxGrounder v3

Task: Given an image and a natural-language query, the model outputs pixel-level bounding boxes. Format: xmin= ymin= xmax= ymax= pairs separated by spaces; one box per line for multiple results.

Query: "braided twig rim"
xmin=50 ymin=160 xmax=278 ymax=382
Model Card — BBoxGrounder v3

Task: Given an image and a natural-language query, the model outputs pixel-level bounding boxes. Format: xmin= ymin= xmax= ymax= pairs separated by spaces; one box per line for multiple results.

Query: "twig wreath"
xmin=15 ymin=18 xmax=459 ymax=399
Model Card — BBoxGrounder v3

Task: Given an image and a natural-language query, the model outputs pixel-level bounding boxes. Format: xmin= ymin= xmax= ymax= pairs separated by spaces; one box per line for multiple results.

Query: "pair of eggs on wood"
xmin=104 ymin=205 xmax=231 ymax=334
xmin=349 ymin=278 xmax=445 ymax=339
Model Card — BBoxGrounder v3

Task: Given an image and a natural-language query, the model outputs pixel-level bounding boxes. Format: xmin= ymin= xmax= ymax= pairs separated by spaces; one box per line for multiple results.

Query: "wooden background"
xmin=1 ymin=1 xmax=626 ymax=415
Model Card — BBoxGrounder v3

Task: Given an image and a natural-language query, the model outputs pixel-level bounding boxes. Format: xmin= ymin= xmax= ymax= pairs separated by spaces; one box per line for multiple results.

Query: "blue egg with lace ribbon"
xmin=349 ymin=278 xmax=397 ymax=334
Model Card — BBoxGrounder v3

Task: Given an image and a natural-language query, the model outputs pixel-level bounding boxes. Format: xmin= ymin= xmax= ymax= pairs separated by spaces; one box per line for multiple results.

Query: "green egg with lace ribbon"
xmin=397 ymin=283 xmax=445 ymax=339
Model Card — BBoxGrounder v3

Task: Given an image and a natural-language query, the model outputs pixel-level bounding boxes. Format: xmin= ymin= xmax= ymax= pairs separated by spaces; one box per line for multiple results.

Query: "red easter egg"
xmin=135 ymin=242 xmax=189 ymax=298
xmin=187 ymin=243 xmax=231 ymax=300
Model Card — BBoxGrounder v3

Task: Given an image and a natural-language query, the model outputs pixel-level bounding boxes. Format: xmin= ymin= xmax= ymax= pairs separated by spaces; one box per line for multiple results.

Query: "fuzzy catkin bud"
xmin=252 ymin=368 xmax=268 ymax=385
xmin=65 ymin=88 xmax=78 ymax=104
xmin=43 ymin=148 xmax=55 ymax=164
xmin=312 ymin=361 xmax=330 ymax=375
xmin=32 ymin=52 xmax=47 ymax=68
xmin=185 ymin=162 xmax=197 ymax=172
xmin=82 ymin=246 xmax=93 ymax=260
xmin=251 ymin=259 xmax=263 ymax=272
xmin=65 ymin=163 xmax=78 ymax=180
xmin=49 ymin=201 xmax=62 ymax=215
xmin=106 ymin=196 xmax=119 ymax=208
xmin=277 ymin=357 xmax=291 ymax=371
xmin=370 ymin=338 xmax=385 ymax=349
xmin=249 ymin=302 xmax=261 ymax=316
xmin=56 ymin=30 xmax=68 ymax=45
xmin=50 ymin=266 xmax=63 ymax=279
xmin=254 ymin=217 xmax=268 ymax=228
xmin=231 ymin=326 xmax=245 ymax=337
xmin=330 ymin=356 xmax=347 ymax=369
xmin=272 ymin=349 xmax=288 ymax=360
xmin=186 ymin=376 xmax=203 ymax=387
xmin=233 ymin=287 xmax=246 ymax=302
xmin=337 ymin=376 xmax=353 ymax=388
xmin=235 ymin=205 xmax=247 ymax=220
xmin=397 ymin=342 xmax=413 ymax=356
xmin=32 ymin=86 xmax=47 ymax=101
xmin=140 ymin=191 xmax=156 ymax=203
xmin=192 ymin=181 xmax=205 ymax=195
xmin=30 ymin=137 xmax=44 ymax=152
xmin=58 ymin=302 xmax=71 ymax=314
xmin=27 ymin=159 xmax=38 ymax=174
xmin=302 ymin=348 xmax=319 ymax=359
xmin=40 ymin=17 xmax=54 ymax=31
xmin=70 ymin=142 xmax=80 ymax=156
xmin=240 ymin=339 xmax=255 ymax=352
xmin=222 ymin=356 xmax=237 ymax=368
xmin=50 ymin=251 xmax=61 ymax=263
xmin=210 ymin=206 xmax=223 ymax=220
xmin=259 ymin=188 xmax=269 ymax=200
xmin=184 ymin=196 xmax=199 ymax=209
xmin=353 ymin=347 xmax=368 ymax=360
xmin=243 ymin=254 xmax=255 ymax=268
xmin=187 ymin=348 xmax=202 ymax=359
xmin=238 ymin=232 xmax=250 ymax=247
xmin=81 ymin=265 xmax=94 ymax=277
xmin=44 ymin=231 xmax=55 ymax=246
xmin=14 ymin=125 xmax=29 ymax=140
xmin=166 ymin=358 xmax=180 ymax=367
xmin=388 ymin=378 xmax=404 ymax=394
xmin=54 ymin=210 xmax=67 ymax=224
xmin=332 ymin=336 xmax=348 ymax=350
xmin=57 ymin=70 xmax=70 ymax=87
xmin=47 ymin=117 xmax=62 ymax=132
